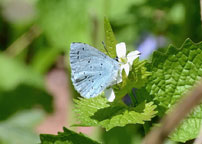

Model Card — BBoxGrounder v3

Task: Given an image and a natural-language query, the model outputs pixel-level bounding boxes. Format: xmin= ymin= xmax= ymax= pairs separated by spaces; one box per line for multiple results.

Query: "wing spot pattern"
xmin=70 ymin=42 xmax=120 ymax=98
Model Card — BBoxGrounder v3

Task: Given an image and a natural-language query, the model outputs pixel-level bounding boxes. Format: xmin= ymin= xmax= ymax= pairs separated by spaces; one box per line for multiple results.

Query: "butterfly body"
xmin=70 ymin=42 xmax=120 ymax=98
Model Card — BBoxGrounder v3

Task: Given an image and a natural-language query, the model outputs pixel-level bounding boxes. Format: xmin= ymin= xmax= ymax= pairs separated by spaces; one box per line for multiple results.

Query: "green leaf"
xmin=0 ymin=84 xmax=53 ymax=120
xmin=170 ymin=105 xmax=202 ymax=142
xmin=31 ymin=47 xmax=61 ymax=74
xmin=0 ymin=54 xmax=53 ymax=120
xmin=74 ymin=96 xmax=157 ymax=131
xmin=37 ymin=0 xmax=91 ymax=50
xmin=0 ymin=109 xmax=45 ymax=144
xmin=104 ymin=17 xmax=117 ymax=58
xmin=40 ymin=127 xmax=100 ymax=144
xmin=102 ymin=124 xmax=143 ymax=144
xmin=74 ymin=96 xmax=109 ymax=126
xmin=145 ymin=38 xmax=202 ymax=142
xmin=0 ymin=54 xmax=43 ymax=90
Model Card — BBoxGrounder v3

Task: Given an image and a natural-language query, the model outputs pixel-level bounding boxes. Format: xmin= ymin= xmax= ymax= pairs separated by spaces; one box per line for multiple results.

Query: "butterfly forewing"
xmin=70 ymin=42 xmax=120 ymax=98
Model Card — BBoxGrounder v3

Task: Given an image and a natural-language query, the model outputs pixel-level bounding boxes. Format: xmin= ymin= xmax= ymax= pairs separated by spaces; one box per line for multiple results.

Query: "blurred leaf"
xmin=0 ymin=54 xmax=43 ymax=90
xmin=109 ymin=0 xmax=146 ymax=17
xmin=145 ymin=38 xmax=202 ymax=142
xmin=74 ymin=96 xmax=157 ymax=131
xmin=0 ymin=109 xmax=45 ymax=144
xmin=104 ymin=17 xmax=117 ymax=58
xmin=40 ymin=127 xmax=100 ymax=144
xmin=168 ymin=3 xmax=185 ymax=24
xmin=0 ymin=53 xmax=53 ymax=120
xmin=37 ymin=0 xmax=91 ymax=51
xmin=102 ymin=124 xmax=143 ymax=144
xmin=31 ymin=47 xmax=60 ymax=74
xmin=0 ymin=84 xmax=53 ymax=120
xmin=102 ymin=124 xmax=144 ymax=144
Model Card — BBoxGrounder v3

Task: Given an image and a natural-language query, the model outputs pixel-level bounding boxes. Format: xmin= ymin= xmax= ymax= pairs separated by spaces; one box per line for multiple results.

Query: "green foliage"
xmin=1 ymin=0 xmax=202 ymax=143
xmin=0 ymin=109 xmax=45 ymax=144
xmin=0 ymin=84 xmax=53 ymax=120
xmin=40 ymin=127 xmax=100 ymax=144
xmin=0 ymin=54 xmax=53 ymax=120
xmin=102 ymin=124 xmax=143 ymax=144
xmin=170 ymin=105 xmax=202 ymax=142
xmin=114 ymin=59 xmax=151 ymax=99
xmin=37 ymin=0 xmax=91 ymax=50
xmin=145 ymin=38 xmax=202 ymax=142
xmin=72 ymin=18 xmax=155 ymax=132
xmin=0 ymin=54 xmax=43 ymax=90
xmin=110 ymin=0 xmax=202 ymax=48
xmin=74 ymin=96 xmax=157 ymax=131
xmin=104 ymin=17 xmax=117 ymax=58
xmin=74 ymin=96 xmax=109 ymax=126
xmin=31 ymin=47 xmax=61 ymax=74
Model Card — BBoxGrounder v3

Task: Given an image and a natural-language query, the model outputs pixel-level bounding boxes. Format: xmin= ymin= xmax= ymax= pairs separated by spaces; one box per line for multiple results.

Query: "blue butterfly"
xmin=70 ymin=42 xmax=120 ymax=98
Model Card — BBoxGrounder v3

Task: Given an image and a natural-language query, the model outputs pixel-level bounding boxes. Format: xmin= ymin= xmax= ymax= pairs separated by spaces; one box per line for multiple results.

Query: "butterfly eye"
xmin=115 ymin=56 xmax=119 ymax=61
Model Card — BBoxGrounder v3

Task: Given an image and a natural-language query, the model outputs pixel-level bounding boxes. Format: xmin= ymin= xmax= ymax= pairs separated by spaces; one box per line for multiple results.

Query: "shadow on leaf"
xmin=91 ymin=102 xmax=146 ymax=122
xmin=0 ymin=84 xmax=53 ymax=121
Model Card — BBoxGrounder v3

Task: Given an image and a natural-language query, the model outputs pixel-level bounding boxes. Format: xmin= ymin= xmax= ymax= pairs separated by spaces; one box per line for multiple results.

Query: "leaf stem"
xmin=128 ymin=90 xmax=136 ymax=107
xmin=6 ymin=25 xmax=41 ymax=57
xmin=143 ymin=122 xmax=151 ymax=135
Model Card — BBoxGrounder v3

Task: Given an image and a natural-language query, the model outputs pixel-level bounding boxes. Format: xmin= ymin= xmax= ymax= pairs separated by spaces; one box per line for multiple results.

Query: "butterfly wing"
xmin=70 ymin=42 xmax=120 ymax=98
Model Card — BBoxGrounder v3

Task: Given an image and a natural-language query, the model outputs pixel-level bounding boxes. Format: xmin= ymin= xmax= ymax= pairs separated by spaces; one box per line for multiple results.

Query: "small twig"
xmin=200 ymin=0 xmax=202 ymax=24
xmin=6 ymin=25 xmax=41 ymax=56
xmin=143 ymin=80 xmax=202 ymax=144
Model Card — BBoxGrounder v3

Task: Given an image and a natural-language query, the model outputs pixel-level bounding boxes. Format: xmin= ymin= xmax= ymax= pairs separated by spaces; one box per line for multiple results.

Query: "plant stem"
xmin=143 ymin=122 xmax=151 ymax=135
xmin=6 ymin=25 xmax=41 ymax=57
xmin=143 ymin=81 xmax=202 ymax=144
xmin=128 ymin=90 xmax=136 ymax=107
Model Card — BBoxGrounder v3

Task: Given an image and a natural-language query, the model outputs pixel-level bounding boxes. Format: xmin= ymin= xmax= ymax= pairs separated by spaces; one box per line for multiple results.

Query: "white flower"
xmin=104 ymin=42 xmax=141 ymax=102
xmin=116 ymin=42 xmax=141 ymax=82
xmin=104 ymin=88 xmax=115 ymax=102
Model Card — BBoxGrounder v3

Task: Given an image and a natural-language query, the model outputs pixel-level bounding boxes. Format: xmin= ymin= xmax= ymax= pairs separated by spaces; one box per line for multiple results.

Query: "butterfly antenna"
xmin=102 ymin=41 xmax=111 ymax=57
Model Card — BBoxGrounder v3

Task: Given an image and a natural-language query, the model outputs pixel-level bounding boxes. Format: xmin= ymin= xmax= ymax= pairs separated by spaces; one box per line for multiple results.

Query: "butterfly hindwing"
xmin=70 ymin=42 xmax=120 ymax=98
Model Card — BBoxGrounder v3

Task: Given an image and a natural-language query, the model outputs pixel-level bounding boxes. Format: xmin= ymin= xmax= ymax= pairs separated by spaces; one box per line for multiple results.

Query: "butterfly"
xmin=70 ymin=42 xmax=120 ymax=98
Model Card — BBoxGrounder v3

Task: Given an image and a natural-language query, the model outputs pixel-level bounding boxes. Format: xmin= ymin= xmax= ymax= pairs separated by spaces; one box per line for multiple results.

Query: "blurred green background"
xmin=0 ymin=0 xmax=201 ymax=143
